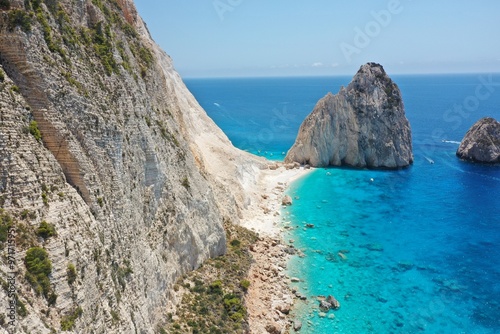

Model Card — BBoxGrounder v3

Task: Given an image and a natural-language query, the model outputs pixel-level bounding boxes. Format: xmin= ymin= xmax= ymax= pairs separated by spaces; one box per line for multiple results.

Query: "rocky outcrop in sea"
xmin=456 ymin=117 xmax=500 ymax=163
xmin=285 ymin=62 xmax=413 ymax=169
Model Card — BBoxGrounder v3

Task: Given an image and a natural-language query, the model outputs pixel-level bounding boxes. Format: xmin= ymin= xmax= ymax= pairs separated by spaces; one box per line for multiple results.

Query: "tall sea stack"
xmin=285 ymin=63 xmax=413 ymax=169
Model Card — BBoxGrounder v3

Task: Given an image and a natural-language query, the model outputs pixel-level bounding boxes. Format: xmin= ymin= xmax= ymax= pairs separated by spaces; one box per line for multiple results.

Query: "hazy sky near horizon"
xmin=134 ymin=0 xmax=500 ymax=78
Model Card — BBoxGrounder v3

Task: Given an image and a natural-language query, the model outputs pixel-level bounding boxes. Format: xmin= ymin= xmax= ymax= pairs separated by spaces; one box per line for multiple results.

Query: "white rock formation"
xmin=456 ymin=117 xmax=500 ymax=163
xmin=285 ymin=63 xmax=413 ymax=169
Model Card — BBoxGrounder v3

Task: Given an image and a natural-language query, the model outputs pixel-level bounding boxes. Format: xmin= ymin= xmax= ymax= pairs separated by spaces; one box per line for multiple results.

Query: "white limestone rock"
xmin=456 ymin=117 xmax=500 ymax=163
xmin=285 ymin=63 xmax=413 ymax=169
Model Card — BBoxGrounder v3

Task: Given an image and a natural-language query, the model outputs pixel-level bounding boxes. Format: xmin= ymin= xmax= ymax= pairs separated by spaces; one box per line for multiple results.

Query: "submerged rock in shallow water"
xmin=360 ymin=243 xmax=384 ymax=252
xmin=325 ymin=252 xmax=338 ymax=262
xmin=397 ymin=261 xmax=415 ymax=272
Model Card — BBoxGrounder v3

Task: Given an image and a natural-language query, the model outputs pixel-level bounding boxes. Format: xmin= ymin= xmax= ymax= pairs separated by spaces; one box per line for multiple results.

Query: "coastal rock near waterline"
xmin=282 ymin=195 xmax=293 ymax=206
xmin=456 ymin=117 xmax=500 ymax=163
xmin=285 ymin=63 xmax=413 ymax=169
xmin=265 ymin=322 xmax=282 ymax=334
xmin=293 ymin=320 xmax=303 ymax=331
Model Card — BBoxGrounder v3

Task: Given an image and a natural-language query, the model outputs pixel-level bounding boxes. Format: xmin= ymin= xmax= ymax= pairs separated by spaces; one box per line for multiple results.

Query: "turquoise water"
xmin=285 ymin=161 xmax=499 ymax=333
xmin=185 ymin=75 xmax=500 ymax=333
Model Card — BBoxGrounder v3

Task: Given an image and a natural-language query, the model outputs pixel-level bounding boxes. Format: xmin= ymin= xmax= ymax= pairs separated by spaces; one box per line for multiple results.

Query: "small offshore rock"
xmin=326 ymin=295 xmax=340 ymax=310
xmin=456 ymin=117 xmax=500 ymax=163
xmin=319 ymin=300 xmax=332 ymax=312
xmin=319 ymin=295 xmax=340 ymax=311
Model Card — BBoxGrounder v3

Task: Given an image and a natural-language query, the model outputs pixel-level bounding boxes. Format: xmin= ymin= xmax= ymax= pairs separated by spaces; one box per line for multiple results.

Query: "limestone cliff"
xmin=0 ymin=0 xmax=264 ymax=332
xmin=285 ymin=63 xmax=413 ymax=169
xmin=456 ymin=117 xmax=500 ymax=163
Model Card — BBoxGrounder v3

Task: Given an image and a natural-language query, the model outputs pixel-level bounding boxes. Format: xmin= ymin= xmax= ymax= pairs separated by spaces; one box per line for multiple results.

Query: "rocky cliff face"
xmin=0 ymin=0 xmax=264 ymax=332
xmin=456 ymin=117 xmax=500 ymax=163
xmin=285 ymin=63 xmax=413 ymax=169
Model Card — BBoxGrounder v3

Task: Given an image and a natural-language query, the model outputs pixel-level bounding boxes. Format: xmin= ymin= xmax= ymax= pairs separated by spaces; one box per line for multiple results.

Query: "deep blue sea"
xmin=185 ymin=74 xmax=500 ymax=334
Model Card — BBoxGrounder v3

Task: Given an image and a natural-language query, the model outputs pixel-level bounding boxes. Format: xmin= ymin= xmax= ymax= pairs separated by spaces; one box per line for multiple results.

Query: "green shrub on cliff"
xmin=24 ymin=246 xmax=54 ymax=300
xmin=8 ymin=9 xmax=32 ymax=32
xmin=240 ymin=279 xmax=250 ymax=292
xmin=208 ymin=280 xmax=223 ymax=295
xmin=60 ymin=307 xmax=83 ymax=331
xmin=36 ymin=220 xmax=57 ymax=239
xmin=67 ymin=263 xmax=77 ymax=285
xmin=0 ymin=210 xmax=13 ymax=249
xmin=92 ymin=21 xmax=119 ymax=76
xmin=16 ymin=297 xmax=27 ymax=317
xmin=181 ymin=177 xmax=190 ymax=190
xmin=0 ymin=0 xmax=10 ymax=10
xmin=29 ymin=120 xmax=42 ymax=141
xmin=223 ymin=293 xmax=246 ymax=322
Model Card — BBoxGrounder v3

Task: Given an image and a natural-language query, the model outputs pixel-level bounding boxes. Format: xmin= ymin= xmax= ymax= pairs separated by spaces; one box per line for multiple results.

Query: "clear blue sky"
xmin=134 ymin=0 xmax=500 ymax=78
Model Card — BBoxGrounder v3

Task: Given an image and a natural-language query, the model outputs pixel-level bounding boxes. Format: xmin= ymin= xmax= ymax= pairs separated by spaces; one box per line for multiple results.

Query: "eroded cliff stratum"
xmin=0 ymin=0 xmax=264 ymax=332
